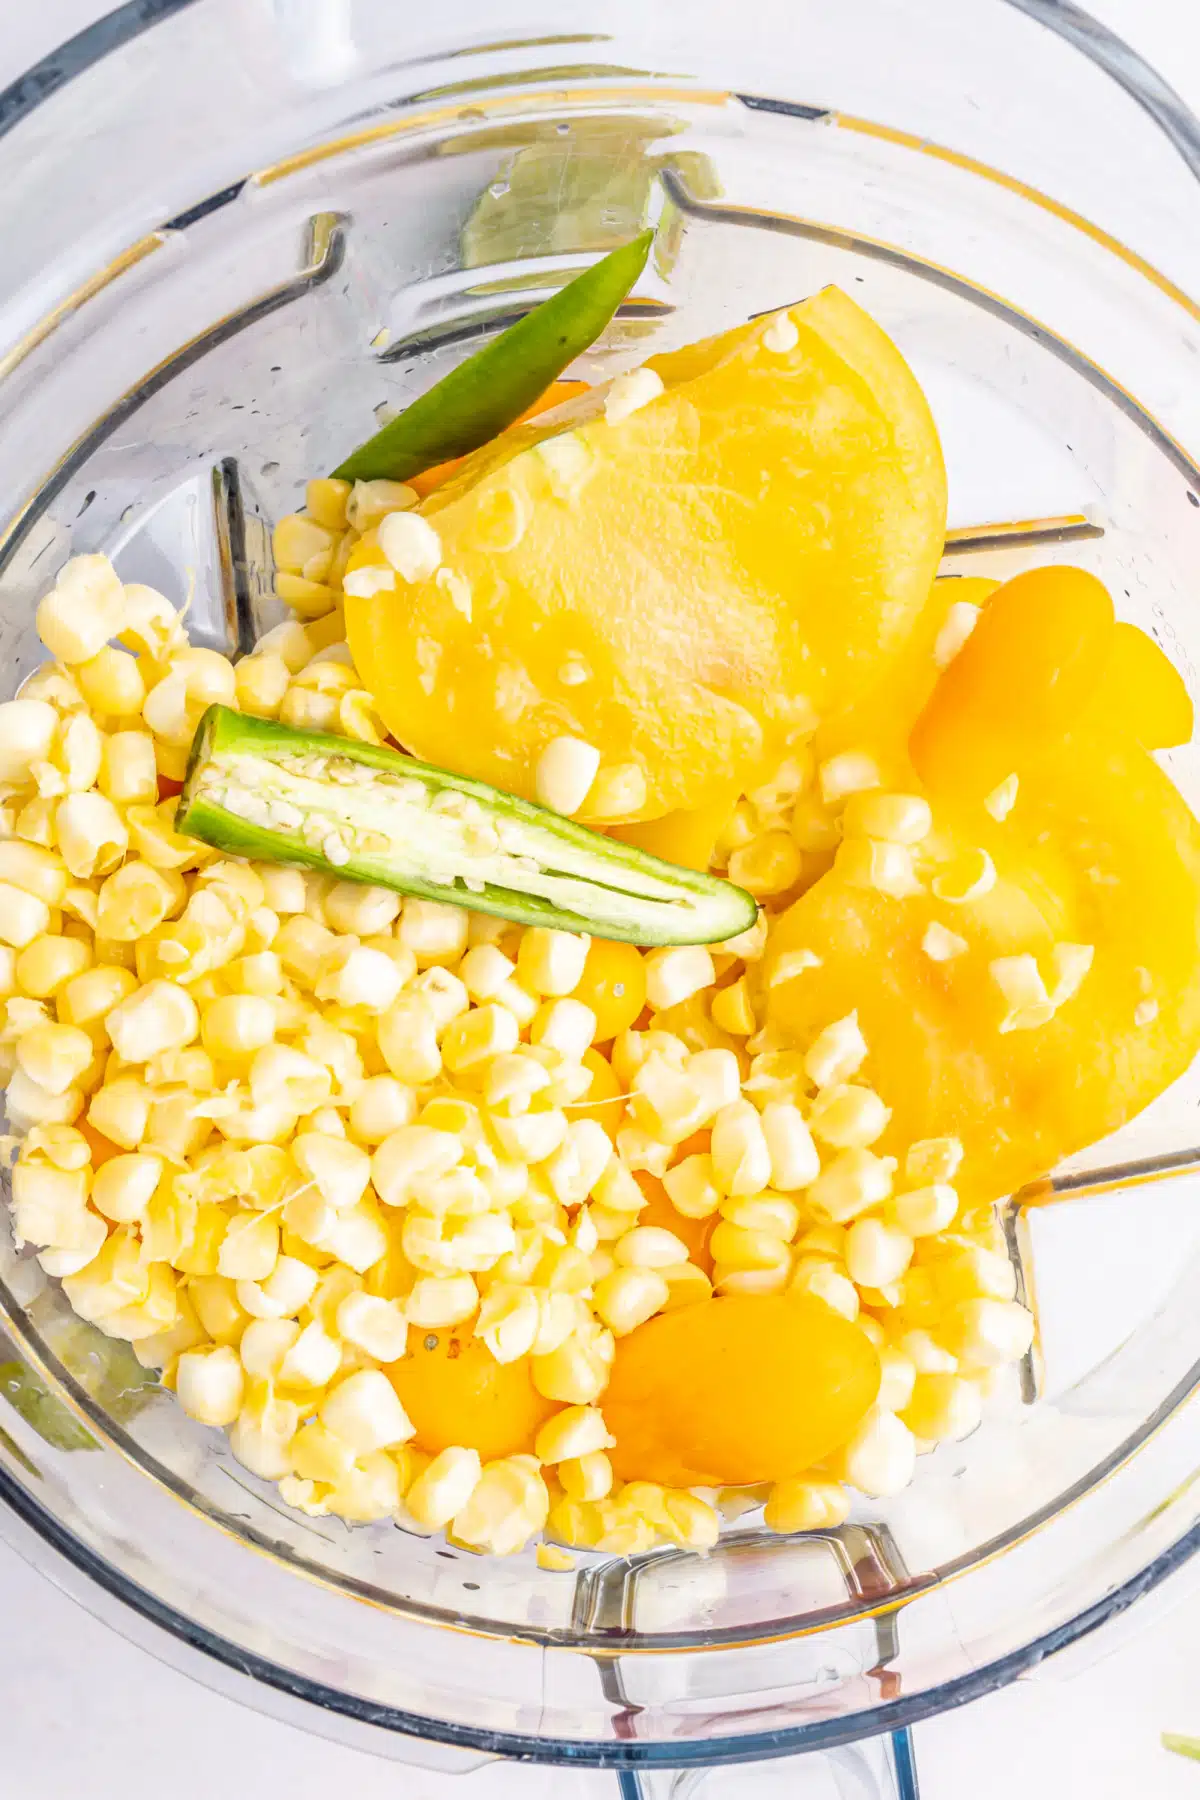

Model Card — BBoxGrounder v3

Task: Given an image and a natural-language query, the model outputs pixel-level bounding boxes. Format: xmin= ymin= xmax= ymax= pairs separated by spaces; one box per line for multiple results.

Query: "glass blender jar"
xmin=3 ymin=2 xmax=1200 ymax=1793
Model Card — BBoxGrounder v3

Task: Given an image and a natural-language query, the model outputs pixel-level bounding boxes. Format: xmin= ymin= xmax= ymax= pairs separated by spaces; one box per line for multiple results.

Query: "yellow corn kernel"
xmin=808 ymin=1147 xmax=894 ymax=1223
xmin=905 ymin=1136 xmax=965 ymax=1185
xmin=200 ymin=994 xmax=277 ymax=1061
xmin=273 ymin=512 xmax=337 ymax=576
xmin=803 ymin=1012 xmax=868 ymax=1087
xmin=55 ymin=793 xmax=128 ymax=880
xmin=808 ymin=1083 xmax=891 ymax=1150
xmin=532 ymin=1331 xmax=611 ymax=1405
xmin=516 ymin=927 xmax=590 ymax=998
xmin=659 ymin=1490 xmax=720 ymax=1549
xmin=96 ymin=862 xmax=185 ymax=940
xmin=901 ymin=1372 xmax=983 ymax=1443
xmin=0 ymin=882 xmax=51 ymax=948
xmin=36 ymin=555 xmax=127 ymax=664
xmin=710 ymin=1100 xmax=773 ymax=1195
xmin=789 ymin=1256 xmax=859 ymax=1320
xmin=76 ymin=645 xmax=146 ymax=718
xmin=187 ymin=1273 xmax=249 ymax=1345
xmin=720 ymin=1192 xmax=801 ymax=1238
xmin=887 ymin=1183 xmax=958 ymax=1237
xmin=594 ymin=1265 xmax=669 ymax=1335
xmin=559 ymin=1451 xmax=614 ymax=1503
xmin=106 ymin=980 xmax=198 ymax=1063
xmin=176 ymin=1344 xmax=244 ymax=1426
xmin=728 ymin=829 xmax=802 ymax=898
xmin=16 ymin=1022 xmax=94 ymax=1095
xmin=86 ymin=1075 xmax=151 ymax=1148
xmin=451 ymin=1456 xmax=549 ymax=1556
xmin=405 ymin=1446 xmax=482 ymax=1531
xmin=0 ymin=697 xmax=57 ymax=782
xmin=948 ymin=1298 xmax=1034 ymax=1366
xmin=303 ymin=477 xmax=351 ymax=532
xmin=711 ymin=977 xmax=756 ymax=1036
xmin=841 ymin=792 xmax=933 ymax=846
xmin=845 ymin=1217 xmax=914 ymax=1289
xmin=708 ymin=1219 xmax=789 ymax=1273
xmin=278 ymin=1319 xmax=342 ymax=1390
xmin=15 ymin=933 xmax=91 ymax=999
xmin=60 ymin=963 xmax=137 ymax=1030
xmin=763 ymin=1475 xmax=850 ymax=1534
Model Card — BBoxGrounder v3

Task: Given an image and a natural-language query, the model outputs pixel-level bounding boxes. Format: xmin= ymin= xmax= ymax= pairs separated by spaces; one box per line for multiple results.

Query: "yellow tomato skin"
xmin=763 ymin=558 xmax=1200 ymax=1207
xmin=604 ymin=1294 xmax=880 ymax=1487
xmin=388 ymin=1331 xmax=559 ymax=1462
xmin=572 ymin=939 xmax=647 ymax=1042
xmin=347 ymin=288 xmax=946 ymax=819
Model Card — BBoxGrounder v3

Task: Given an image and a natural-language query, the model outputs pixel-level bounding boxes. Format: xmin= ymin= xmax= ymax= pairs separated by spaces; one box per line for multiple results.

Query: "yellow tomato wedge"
xmin=346 ymin=287 xmax=947 ymax=820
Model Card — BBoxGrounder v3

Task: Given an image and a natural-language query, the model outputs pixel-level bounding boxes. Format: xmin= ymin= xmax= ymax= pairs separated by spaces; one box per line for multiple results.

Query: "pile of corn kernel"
xmin=0 ymin=473 xmax=1034 ymax=1565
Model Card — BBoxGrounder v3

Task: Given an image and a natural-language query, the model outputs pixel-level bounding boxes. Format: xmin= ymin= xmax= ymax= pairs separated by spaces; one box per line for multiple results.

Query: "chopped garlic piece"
xmin=932 ymin=848 xmax=996 ymax=904
xmin=990 ymin=954 xmax=1055 ymax=1033
xmin=769 ymin=947 xmax=822 ymax=986
xmin=1049 ymin=942 xmax=1094 ymax=1006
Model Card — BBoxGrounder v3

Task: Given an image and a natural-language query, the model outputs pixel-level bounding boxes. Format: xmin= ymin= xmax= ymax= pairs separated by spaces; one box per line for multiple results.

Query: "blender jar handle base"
xmin=613 ymin=1727 xmax=921 ymax=1797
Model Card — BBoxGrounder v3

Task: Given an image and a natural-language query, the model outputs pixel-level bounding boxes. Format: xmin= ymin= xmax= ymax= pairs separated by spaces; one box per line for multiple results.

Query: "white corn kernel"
xmin=176 ymin=1345 xmax=244 ymax=1427
xmin=534 ymin=736 xmax=601 ymax=816
xmin=644 ymin=945 xmax=715 ymax=1013
xmin=818 ymin=751 xmax=879 ymax=806
xmin=840 ymin=1407 xmax=916 ymax=1497
xmin=888 ymin=1183 xmax=958 ymax=1236
xmin=378 ymin=510 xmax=442 ymax=582
xmin=604 ymin=365 xmax=664 ymax=424
xmin=934 ymin=599 xmax=982 ymax=667
xmin=710 ymin=1101 xmax=773 ymax=1196
xmin=809 ymin=1147 xmax=894 ymax=1223
xmin=106 ymin=981 xmax=198 ymax=1063
xmin=320 ymin=1369 xmax=415 ymax=1454
xmin=37 ymin=555 xmax=127 ymax=664
xmin=842 ymin=792 xmax=932 ymax=845
xmin=517 ymin=927 xmax=590 ymax=997
xmin=803 ymin=1012 xmax=868 ymax=1087
xmin=845 ymin=1217 xmax=913 ymax=1289
xmin=594 ymin=1265 xmax=669 ymax=1334
xmin=406 ymin=1447 xmax=482 ymax=1530
xmin=807 ymin=1083 xmax=890 ymax=1150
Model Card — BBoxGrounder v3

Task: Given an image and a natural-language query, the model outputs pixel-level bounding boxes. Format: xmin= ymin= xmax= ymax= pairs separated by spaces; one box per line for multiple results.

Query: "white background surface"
xmin=6 ymin=2 xmax=1200 ymax=1796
